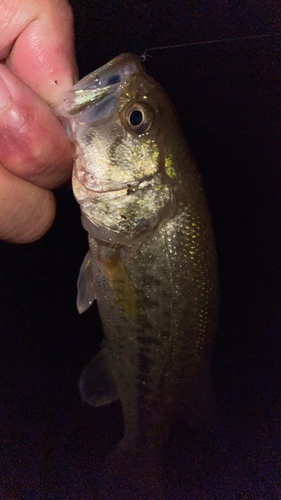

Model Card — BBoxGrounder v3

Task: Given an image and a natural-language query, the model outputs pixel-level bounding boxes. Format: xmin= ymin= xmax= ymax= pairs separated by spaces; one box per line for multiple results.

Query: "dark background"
xmin=1 ymin=1 xmax=281 ymax=498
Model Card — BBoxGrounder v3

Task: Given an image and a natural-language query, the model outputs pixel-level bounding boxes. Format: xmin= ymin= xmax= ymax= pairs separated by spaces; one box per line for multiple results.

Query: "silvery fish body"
xmin=55 ymin=53 xmax=218 ymax=492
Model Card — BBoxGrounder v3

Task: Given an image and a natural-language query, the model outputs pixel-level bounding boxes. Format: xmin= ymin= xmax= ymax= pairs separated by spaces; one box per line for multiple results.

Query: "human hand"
xmin=0 ymin=0 xmax=77 ymax=243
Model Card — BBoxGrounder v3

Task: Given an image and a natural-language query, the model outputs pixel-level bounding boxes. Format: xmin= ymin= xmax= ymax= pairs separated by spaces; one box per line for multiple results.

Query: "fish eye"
xmin=124 ymin=102 xmax=153 ymax=134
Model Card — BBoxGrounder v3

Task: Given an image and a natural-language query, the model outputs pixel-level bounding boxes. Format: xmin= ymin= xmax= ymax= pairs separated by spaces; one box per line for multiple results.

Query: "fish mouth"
xmin=76 ymin=165 xmax=149 ymax=194
xmin=75 ymin=172 xmax=171 ymax=246
xmin=73 ymin=158 xmax=155 ymax=195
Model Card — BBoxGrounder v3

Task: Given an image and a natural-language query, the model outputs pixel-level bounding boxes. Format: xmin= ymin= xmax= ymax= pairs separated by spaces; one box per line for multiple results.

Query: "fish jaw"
xmin=54 ymin=53 xmax=141 ymax=128
xmin=73 ymin=168 xmax=175 ymax=245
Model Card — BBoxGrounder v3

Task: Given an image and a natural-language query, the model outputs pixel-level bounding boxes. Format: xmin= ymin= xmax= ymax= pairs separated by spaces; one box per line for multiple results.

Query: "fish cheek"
xmin=111 ymin=132 xmax=161 ymax=181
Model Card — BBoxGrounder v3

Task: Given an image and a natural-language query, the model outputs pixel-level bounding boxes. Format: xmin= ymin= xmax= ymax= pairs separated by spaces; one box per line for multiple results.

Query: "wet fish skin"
xmin=54 ymin=53 xmax=219 ymax=489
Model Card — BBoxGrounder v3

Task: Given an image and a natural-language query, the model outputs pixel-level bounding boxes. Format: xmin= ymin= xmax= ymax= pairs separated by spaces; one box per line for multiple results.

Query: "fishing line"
xmin=140 ymin=33 xmax=281 ymax=61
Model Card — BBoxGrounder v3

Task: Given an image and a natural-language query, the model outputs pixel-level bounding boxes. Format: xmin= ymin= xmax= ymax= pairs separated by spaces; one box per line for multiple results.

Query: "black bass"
xmin=55 ymin=53 xmax=219 ymax=496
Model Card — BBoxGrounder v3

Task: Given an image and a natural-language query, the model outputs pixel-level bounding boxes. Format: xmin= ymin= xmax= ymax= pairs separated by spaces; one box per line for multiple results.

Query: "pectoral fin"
xmin=77 ymin=250 xmax=96 ymax=314
xmin=79 ymin=343 xmax=119 ymax=407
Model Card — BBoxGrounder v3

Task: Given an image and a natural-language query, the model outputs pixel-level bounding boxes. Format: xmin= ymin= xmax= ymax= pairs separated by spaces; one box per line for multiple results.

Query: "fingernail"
xmin=0 ymin=77 xmax=12 ymax=111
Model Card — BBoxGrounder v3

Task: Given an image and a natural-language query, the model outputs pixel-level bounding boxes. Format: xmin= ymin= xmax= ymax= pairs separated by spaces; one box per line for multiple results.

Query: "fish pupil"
xmin=129 ymin=109 xmax=143 ymax=126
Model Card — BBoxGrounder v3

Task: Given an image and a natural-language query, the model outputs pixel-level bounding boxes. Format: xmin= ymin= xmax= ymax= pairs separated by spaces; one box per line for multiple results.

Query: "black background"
xmin=1 ymin=1 xmax=281 ymax=498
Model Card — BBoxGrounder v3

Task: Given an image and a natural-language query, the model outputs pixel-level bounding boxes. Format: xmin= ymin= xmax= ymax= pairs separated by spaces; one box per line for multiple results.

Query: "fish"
xmin=54 ymin=53 xmax=219 ymax=498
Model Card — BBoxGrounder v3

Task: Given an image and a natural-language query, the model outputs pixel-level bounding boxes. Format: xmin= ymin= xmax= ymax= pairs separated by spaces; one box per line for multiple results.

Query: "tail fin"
xmin=99 ymin=440 xmax=165 ymax=500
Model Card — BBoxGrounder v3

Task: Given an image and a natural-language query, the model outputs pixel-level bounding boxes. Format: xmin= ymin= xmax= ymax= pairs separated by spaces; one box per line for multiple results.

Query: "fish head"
xmin=55 ymin=53 xmax=187 ymax=244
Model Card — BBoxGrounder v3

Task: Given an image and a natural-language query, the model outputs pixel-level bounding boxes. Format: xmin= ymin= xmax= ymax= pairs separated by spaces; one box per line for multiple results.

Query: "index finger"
xmin=0 ymin=0 xmax=77 ymax=103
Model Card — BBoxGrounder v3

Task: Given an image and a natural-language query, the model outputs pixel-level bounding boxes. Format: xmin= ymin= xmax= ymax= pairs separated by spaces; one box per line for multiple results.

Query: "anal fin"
xmin=79 ymin=343 xmax=119 ymax=407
